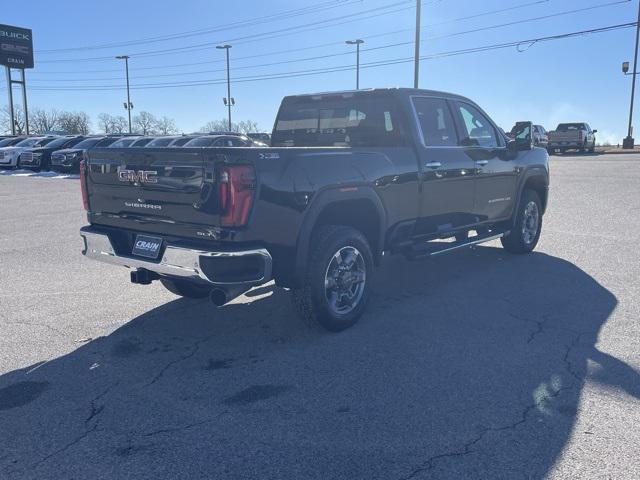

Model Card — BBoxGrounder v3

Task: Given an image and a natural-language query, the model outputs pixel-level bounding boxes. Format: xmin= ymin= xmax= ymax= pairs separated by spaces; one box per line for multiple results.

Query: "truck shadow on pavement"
xmin=1 ymin=247 xmax=638 ymax=479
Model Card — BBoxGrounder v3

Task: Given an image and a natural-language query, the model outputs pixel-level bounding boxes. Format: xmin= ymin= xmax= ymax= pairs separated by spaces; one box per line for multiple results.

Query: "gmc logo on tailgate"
xmin=117 ymin=169 xmax=158 ymax=184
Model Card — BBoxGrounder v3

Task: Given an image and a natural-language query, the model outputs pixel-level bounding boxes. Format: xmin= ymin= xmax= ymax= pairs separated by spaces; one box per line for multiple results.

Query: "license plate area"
xmin=132 ymin=234 xmax=163 ymax=259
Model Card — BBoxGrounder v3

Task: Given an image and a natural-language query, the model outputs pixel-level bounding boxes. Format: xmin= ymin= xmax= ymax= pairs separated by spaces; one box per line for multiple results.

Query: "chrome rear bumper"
xmin=80 ymin=230 xmax=272 ymax=286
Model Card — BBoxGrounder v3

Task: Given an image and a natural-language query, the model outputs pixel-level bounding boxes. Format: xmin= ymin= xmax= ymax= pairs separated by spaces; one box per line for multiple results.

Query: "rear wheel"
xmin=160 ymin=278 xmax=211 ymax=299
xmin=292 ymin=225 xmax=373 ymax=332
xmin=501 ymin=190 xmax=543 ymax=254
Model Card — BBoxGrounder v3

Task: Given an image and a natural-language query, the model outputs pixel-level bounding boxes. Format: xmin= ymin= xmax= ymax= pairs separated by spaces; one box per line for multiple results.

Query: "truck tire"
xmin=160 ymin=278 xmax=211 ymax=299
xmin=501 ymin=190 xmax=543 ymax=254
xmin=579 ymin=140 xmax=588 ymax=154
xmin=291 ymin=225 xmax=373 ymax=332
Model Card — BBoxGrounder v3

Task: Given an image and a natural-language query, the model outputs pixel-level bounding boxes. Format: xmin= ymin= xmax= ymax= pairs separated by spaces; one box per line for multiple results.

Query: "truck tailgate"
xmin=86 ymin=148 xmax=224 ymax=234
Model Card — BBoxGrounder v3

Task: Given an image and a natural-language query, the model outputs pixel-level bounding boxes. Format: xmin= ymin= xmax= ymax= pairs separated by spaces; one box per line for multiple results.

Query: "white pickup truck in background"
xmin=547 ymin=123 xmax=597 ymax=154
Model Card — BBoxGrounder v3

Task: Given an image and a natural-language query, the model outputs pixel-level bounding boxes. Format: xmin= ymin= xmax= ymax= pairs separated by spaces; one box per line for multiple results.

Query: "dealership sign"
xmin=0 ymin=24 xmax=33 ymax=69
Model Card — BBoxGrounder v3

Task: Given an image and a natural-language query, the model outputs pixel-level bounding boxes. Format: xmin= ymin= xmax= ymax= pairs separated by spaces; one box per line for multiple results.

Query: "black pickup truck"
xmin=80 ymin=88 xmax=549 ymax=331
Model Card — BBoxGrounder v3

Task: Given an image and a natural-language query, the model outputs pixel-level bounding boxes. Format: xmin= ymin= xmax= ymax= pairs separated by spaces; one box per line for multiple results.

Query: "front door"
xmin=451 ymin=101 xmax=518 ymax=224
xmin=412 ymin=96 xmax=476 ymax=236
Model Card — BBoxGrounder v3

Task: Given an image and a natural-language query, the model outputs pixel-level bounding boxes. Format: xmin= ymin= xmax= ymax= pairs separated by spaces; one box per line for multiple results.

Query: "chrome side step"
xmin=406 ymin=231 xmax=509 ymax=259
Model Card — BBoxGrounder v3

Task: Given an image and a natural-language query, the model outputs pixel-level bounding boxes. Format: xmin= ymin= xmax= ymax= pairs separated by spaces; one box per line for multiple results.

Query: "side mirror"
xmin=592 ymin=129 xmax=598 ymax=134
xmin=506 ymin=137 xmax=532 ymax=157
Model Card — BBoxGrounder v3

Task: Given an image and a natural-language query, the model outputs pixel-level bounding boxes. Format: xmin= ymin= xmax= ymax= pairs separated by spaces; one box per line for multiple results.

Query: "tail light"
xmin=80 ymin=160 xmax=89 ymax=211
xmin=218 ymin=165 xmax=256 ymax=227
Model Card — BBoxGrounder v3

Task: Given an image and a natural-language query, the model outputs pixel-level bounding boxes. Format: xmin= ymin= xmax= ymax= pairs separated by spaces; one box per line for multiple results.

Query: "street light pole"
xmin=414 ymin=0 xmax=421 ymax=88
xmin=217 ymin=45 xmax=233 ymax=131
xmin=624 ymin=2 xmax=640 ymax=148
xmin=116 ymin=55 xmax=133 ymax=134
xmin=346 ymin=40 xmax=364 ymax=89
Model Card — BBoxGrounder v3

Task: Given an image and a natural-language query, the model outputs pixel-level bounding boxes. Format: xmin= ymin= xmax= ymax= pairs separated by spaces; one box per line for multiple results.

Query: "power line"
xmin=28 ymin=0 xmax=631 ymax=84
xmin=30 ymin=0 xmax=553 ymax=75
xmin=36 ymin=0 xmax=420 ymax=63
xmin=27 ymin=22 xmax=636 ymax=91
xmin=36 ymin=0 xmax=364 ymax=54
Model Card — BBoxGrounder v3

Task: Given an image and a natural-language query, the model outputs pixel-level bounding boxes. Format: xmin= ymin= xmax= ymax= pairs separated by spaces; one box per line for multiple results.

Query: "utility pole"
xmin=624 ymin=1 xmax=640 ymax=149
xmin=217 ymin=44 xmax=233 ymax=131
xmin=346 ymin=40 xmax=364 ymax=89
xmin=116 ymin=55 xmax=133 ymax=134
xmin=414 ymin=0 xmax=421 ymax=88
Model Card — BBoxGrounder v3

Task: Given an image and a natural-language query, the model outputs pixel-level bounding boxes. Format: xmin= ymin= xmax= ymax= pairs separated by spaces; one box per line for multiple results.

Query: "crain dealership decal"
xmin=135 ymin=239 xmax=160 ymax=251
xmin=118 ymin=169 xmax=159 ymax=184
xmin=124 ymin=201 xmax=162 ymax=210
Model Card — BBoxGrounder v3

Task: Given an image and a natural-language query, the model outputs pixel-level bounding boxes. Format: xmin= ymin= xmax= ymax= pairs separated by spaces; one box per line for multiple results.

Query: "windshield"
xmin=0 ymin=138 xmax=20 ymax=147
xmin=73 ymin=138 xmax=102 ymax=149
xmin=557 ymin=123 xmax=584 ymax=132
xmin=146 ymin=137 xmax=175 ymax=147
xmin=170 ymin=137 xmax=193 ymax=146
xmin=108 ymin=138 xmax=138 ymax=148
xmin=131 ymin=138 xmax=153 ymax=147
xmin=15 ymin=138 xmax=43 ymax=148
xmin=96 ymin=137 xmax=119 ymax=147
xmin=45 ymin=137 xmax=75 ymax=149
xmin=184 ymin=137 xmax=216 ymax=147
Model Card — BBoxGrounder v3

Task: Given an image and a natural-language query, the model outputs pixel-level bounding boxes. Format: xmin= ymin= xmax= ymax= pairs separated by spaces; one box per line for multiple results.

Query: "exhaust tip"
xmin=209 ymin=288 xmax=227 ymax=307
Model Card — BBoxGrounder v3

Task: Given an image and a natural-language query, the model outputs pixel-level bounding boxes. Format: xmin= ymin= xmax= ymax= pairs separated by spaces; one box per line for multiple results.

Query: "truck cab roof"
xmin=286 ymin=87 xmax=474 ymax=104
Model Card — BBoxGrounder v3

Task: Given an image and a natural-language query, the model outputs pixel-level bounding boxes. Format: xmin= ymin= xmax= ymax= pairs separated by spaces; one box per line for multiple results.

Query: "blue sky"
xmin=2 ymin=0 xmax=638 ymax=143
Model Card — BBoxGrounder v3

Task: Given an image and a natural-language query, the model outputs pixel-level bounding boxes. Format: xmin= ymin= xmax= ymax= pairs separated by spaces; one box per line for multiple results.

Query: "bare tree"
xmin=112 ymin=115 xmax=129 ymax=134
xmin=31 ymin=108 xmax=60 ymax=134
xmin=200 ymin=118 xmax=260 ymax=134
xmin=97 ymin=113 xmax=114 ymax=134
xmin=156 ymin=116 xmax=177 ymax=135
xmin=0 ymin=105 xmax=26 ymax=134
xmin=237 ymin=120 xmax=260 ymax=134
xmin=58 ymin=111 xmax=91 ymax=135
xmin=200 ymin=118 xmax=234 ymax=133
xmin=133 ymin=111 xmax=158 ymax=135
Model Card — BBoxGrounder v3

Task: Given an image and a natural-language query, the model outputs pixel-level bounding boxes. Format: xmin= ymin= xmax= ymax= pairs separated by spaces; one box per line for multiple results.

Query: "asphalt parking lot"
xmin=1 ymin=153 xmax=639 ymax=479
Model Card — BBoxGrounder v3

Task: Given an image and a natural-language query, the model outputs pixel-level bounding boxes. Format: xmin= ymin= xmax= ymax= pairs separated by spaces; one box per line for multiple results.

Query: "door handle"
xmin=425 ymin=162 xmax=442 ymax=169
xmin=475 ymin=160 xmax=489 ymax=166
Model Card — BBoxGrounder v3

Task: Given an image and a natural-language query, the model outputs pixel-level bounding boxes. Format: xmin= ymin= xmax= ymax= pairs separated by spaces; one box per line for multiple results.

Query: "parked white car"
xmin=0 ymin=137 xmax=56 ymax=168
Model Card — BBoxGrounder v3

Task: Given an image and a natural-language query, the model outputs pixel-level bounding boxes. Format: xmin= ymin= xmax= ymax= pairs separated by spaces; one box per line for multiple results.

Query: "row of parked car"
xmin=507 ymin=121 xmax=598 ymax=155
xmin=0 ymin=132 xmax=270 ymax=173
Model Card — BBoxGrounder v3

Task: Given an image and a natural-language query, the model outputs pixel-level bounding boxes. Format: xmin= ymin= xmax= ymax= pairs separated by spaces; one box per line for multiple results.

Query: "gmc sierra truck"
xmin=80 ymin=88 xmax=549 ymax=331
xmin=547 ymin=122 xmax=597 ymax=154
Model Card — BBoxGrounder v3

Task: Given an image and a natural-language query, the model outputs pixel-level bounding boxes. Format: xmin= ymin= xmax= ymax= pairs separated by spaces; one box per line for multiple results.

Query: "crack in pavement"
xmin=144 ymin=319 xmax=253 ymax=387
xmin=3 ymin=319 xmax=67 ymax=338
xmin=398 ymin=331 xmax=589 ymax=480
xmin=145 ymin=333 xmax=217 ymax=386
xmin=31 ymin=423 xmax=99 ymax=470
xmin=24 ymin=382 xmax=120 ymax=473
xmin=141 ymin=410 xmax=229 ymax=438
xmin=85 ymin=382 xmax=119 ymax=428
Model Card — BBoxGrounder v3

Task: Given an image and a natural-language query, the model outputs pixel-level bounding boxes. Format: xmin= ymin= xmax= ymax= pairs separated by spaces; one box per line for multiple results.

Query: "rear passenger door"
xmin=451 ymin=101 xmax=518 ymax=224
xmin=412 ymin=96 xmax=476 ymax=236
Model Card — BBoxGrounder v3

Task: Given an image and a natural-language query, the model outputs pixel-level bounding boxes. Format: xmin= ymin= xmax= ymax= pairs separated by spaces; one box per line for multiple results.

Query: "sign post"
xmin=1 ymin=24 xmax=34 ymax=135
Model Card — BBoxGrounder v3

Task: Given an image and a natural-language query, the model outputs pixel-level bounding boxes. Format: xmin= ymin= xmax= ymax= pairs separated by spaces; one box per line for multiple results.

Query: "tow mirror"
xmin=593 ymin=129 xmax=598 ymax=134
xmin=510 ymin=121 xmax=534 ymax=151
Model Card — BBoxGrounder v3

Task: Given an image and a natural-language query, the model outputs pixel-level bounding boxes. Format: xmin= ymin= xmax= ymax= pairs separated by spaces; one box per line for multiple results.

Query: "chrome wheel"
xmin=324 ymin=246 xmax=366 ymax=316
xmin=522 ymin=201 xmax=540 ymax=245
